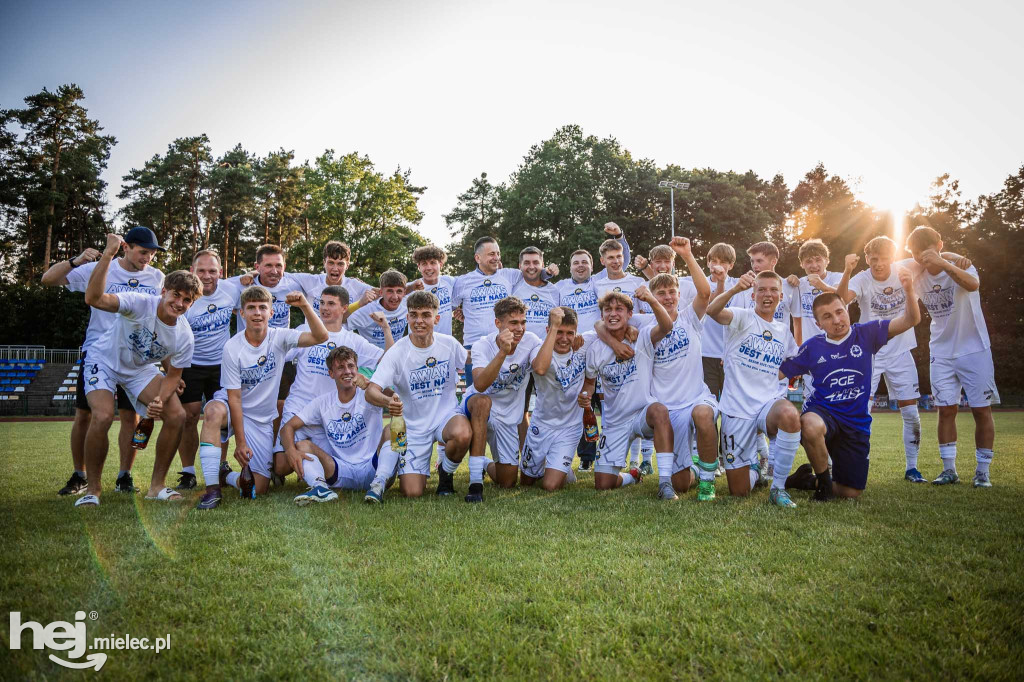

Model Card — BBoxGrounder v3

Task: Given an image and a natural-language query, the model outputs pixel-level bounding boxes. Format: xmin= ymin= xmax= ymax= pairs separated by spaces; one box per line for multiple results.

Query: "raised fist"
xmin=285 ymin=291 xmax=307 ymax=307
xmin=544 ymin=263 xmax=559 ymax=278
xmin=497 ymin=328 xmax=514 ymax=354
xmin=548 ymin=306 xmax=565 ymax=328
xmin=807 ymin=273 xmax=825 ymax=289
xmin=369 ymin=311 xmax=388 ymax=328
xmin=736 ymin=271 xmax=756 ymax=291
xmin=897 ymin=268 xmax=914 ymax=290
xmin=104 ymin=233 xmax=125 ymax=256
xmin=845 ymin=253 xmax=860 ymax=271
xmin=634 ymin=285 xmax=654 ymax=304
xmin=634 ymin=255 xmax=649 ymax=271
xmin=670 ymin=236 xmax=691 ymax=259
xmin=603 ymin=222 xmax=623 ymax=237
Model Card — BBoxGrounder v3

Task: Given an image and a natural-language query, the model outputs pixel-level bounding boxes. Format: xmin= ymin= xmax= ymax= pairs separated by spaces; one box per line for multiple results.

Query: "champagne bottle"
xmin=390 ymin=414 xmax=408 ymax=455
xmin=132 ymin=417 xmax=154 ymax=450
xmin=581 ymin=391 xmax=599 ymax=443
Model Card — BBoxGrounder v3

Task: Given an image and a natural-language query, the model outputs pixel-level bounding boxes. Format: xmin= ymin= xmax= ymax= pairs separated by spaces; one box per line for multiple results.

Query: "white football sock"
xmin=767 ymin=436 xmax=777 ymax=469
xmin=469 ymin=455 xmax=484 ymax=483
xmin=641 ymin=439 xmax=654 ymax=463
xmin=620 ymin=471 xmax=635 ymax=487
xmin=199 ymin=443 xmax=221 ymax=487
xmin=225 ymin=471 xmax=240 ymax=489
xmin=976 ymin=448 xmax=992 ymax=474
xmin=302 ymin=456 xmax=326 ymax=488
xmin=771 ymin=429 xmax=801 ymax=491
xmin=565 ymin=468 xmax=577 ymax=484
xmin=900 ymin=405 xmax=921 ymax=470
xmin=939 ymin=442 xmax=957 ymax=472
xmin=373 ymin=443 xmax=400 ymax=486
xmin=749 ymin=467 xmax=759 ymax=489
xmin=182 ymin=465 xmax=195 ymax=475
xmin=441 ymin=454 xmax=460 ymax=474
xmin=656 ymin=451 xmax=674 ymax=485
xmin=629 ymin=439 xmax=640 ymax=467
xmin=756 ymin=433 xmax=769 ymax=461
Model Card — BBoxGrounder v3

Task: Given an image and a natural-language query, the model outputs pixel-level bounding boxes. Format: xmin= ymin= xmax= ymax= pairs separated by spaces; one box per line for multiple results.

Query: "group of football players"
xmin=41 ymin=219 xmax=998 ymax=509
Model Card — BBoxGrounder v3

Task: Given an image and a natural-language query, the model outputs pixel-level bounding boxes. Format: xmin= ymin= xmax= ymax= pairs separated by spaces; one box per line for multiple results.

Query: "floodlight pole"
xmin=658 ymin=180 xmax=690 ymax=240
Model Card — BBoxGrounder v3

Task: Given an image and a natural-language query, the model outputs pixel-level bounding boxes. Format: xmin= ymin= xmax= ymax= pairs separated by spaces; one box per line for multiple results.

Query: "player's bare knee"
xmin=541 ymin=479 xmax=560 ymax=492
xmin=647 ymin=402 xmax=669 ymax=423
xmin=778 ymin=405 xmax=801 ymax=433
xmin=800 ymin=413 xmax=825 ymax=438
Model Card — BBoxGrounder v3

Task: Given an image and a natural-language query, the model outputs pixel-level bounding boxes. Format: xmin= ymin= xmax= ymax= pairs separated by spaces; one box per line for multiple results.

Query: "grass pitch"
xmin=1 ymin=412 xmax=1023 ymax=680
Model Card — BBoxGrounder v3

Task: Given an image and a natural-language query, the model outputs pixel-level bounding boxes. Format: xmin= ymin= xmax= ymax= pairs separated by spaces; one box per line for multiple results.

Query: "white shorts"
xmin=596 ymin=405 xmax=655 ymax=469
xmin=82 ymin=360 xmax=162 ymax=413
xmin=930 ymin=350 xmax=999 ymax=408
xmin=326 ymin=457 xmax=377 ymax=490
xmin=521 ymin=421 xmax=582 ymax=478
xmin=272 ymin=410 xmax=319 ymax=453
xmin=486 ymin=417 xmax=522 ymax=465
xmin=870 ymin=351 xmax=921 ymax=402
xmin=669 ymin=393 xmax=720 ymax=473
xmin=211 ymin=393 xmax=276 ymax=479
xmin=399 ymin=411 xmax=459 ymax=477
xmin=720 ymin=399 xmax=775 ymax=470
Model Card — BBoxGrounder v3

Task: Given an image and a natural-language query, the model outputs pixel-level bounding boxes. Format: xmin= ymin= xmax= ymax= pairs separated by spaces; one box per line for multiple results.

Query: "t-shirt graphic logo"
xmin=483 ymin=279 xmax=492 ymax=286
xmin=257 ymin=355 xmax=268 ymax=366
xmin=327 ymin=341 xmax=337 ymax=349
xmin=530 ymin=294 xmax=539 ymax=302
xmin=128 ymin=278 xmax=139 ymax=288
xmin=509 ymin=363 xmax=520 ymax=373
xmin=127 ymin=327 xmax=168 ymax=362
xmin=574 ymin=288 xmax=583 ymax=295
xmin=851 ymin=345 xmax=863 ymax=358
xmin=883 ymin=286 xmax=894 ymax=296
xmin=341 ymin=412 xmax=352 ymax=421
xmin=932 ymin=284 xmax=941 ymax=292
xmin=812 ymin=288 xmax=821 ymax=295
xmin=613 ymin=287 xmax=622 ymax=293
xmin=761 ymin=330 xmax=774 ymax=342
xmin=425 ymin=357 xmax=437 ymax=367
xmin=207 ymin=303 xmax=217 ymax=314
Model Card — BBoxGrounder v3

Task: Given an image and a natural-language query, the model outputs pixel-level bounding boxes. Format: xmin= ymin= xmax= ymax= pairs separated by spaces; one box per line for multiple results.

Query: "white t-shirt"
xmin=419 ymin=275 xmax=456 ymax=336
xmin=296 ymin=389 xmax=383 ymax=467
xmin=452 ymin=268 xmax=526 ymax=346
xmin=346 ymin=299 xmax=408 ymax=350
xmin=674 ymin=276 xmax=699 ymax=308
xmin=585 ymin=327 xmax=656 ymax=423
xmin=292 ymin=273 xmax=373 ymax=315
xmin=227 ymin=272 xmax=308 ymax=330
xmin=595 ymin=274 xmax=651 ymax=314
xmin=529 ymin=331 xmax=596 ymax=430
xmin=555 ymin=278 xmax=601 ymax=334
xmin=220 ymin=327 xmax=303 ymax=423
xmin=741 ymin=277 xmax=802 ymax=334
xmin=631 ymin=307 xmax=707 ymax=409
xmin=65 ymin=260 xmax=164 ymax=355
xmin=463 ymin=331 xmax=542 ymax=423
xmin=282 ymin=325 xmax=384 ymax=417
xmin=185 ymin=280 xmax=243 ymax=365
xmin=719 ymin=307 xmax=797 ymax=417
xmin=370 ymin=333 xmax=467 ymax=437
xmin=703 ymin=276 xmax=744 ymax=359
xmin=513 ymin=281 xmax=561 ymax=338
xmin=847 ymin=268 xmax=917 ymax=361
xmin=94 ymin=293 xmax=194 ymax=375
xmin=913 ymin=265 xmax=990 ymax=358
xmin=797 ymin=271 xmax=844 ymax=341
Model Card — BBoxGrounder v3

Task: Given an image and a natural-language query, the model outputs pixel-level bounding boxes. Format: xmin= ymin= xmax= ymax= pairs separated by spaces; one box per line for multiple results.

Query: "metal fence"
xmin=0 ymin=345 xmax=82 ymax=364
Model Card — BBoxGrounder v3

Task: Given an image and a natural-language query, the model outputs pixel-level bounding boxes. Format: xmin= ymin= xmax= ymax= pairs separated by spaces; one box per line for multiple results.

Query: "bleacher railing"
xmin=0 ymin=345 xmax=82 ymax=364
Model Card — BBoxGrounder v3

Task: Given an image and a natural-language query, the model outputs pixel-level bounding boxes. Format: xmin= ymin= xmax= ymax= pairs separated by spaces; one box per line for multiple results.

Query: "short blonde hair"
xmin=598 ymin=291 xmax=633 ymax=312
xmin=798 ymin=239 xmax=829 ymax=261
xmin=707 ymin=243 xmax=736 ymax=264
xmin=864 ymin=236 xmax=896 ymax=257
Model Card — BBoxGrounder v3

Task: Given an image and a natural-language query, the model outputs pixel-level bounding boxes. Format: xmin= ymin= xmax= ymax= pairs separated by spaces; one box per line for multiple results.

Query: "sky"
xmin=2 ymin=0 xmax=1022 ymax=245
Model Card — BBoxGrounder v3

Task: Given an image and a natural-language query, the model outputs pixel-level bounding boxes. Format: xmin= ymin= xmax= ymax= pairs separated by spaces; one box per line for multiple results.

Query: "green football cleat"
xmin=696 ymin=479 xmax=716 ymax=502
xmin=972 ymin=471 xmax=992 ymax=488
xmin=639 ymin=461 xmax=654 ymax=476
xmin=932 ymin=469 xmax=960 ymax=485
xmin=769 ymin=487 xmax=797 ymax=508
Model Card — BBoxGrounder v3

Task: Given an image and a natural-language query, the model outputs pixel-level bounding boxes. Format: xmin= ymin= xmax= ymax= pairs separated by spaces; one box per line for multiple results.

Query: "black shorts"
xmin=805 ymin=405 xmax=871 ymax=490
xmin=702 ymin=356 xmax=724 ymax=398
xmin=76 ymin=354 xmax=134 ymax=412
xmin=181 ymin=364 xmax=221 ymax=405
xmin=278 ymin=362 xmax=296 ymax=401
xmin=523 ymin=374 xmax=536 ymax=414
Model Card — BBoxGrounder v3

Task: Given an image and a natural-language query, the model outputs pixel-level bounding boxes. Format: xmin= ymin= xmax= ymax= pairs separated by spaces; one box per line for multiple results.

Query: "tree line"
xmin=2 ymin=86 xmax=1021 ymax=398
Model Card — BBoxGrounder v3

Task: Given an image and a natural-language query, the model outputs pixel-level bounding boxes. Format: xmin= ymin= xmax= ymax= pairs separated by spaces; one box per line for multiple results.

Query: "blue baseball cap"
xmin=124 ymin=226 xmax=165 ymax=251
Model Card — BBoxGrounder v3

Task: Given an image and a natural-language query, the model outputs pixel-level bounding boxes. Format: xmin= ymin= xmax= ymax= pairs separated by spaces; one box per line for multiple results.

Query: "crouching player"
xmin=578 ymin=287 xmax=675 ymax=494
xmin=76 ymin=233 xmax=201 ymax=506
xmin=779 ymin=270 xmax=921 ymax=499
xmin=522 ymin=306 xmax=594 ymax=491
xmin=363 ymin=291 xmax=473 ymax=502
xmin=195 ymin=286 xmax=328 ymax=509
xmin=280 ymin=346 xmax=393 ymax=504
xmin=707 ymin=271 xmax=802 ymax=508
xmin=462 ymin=297 xmax=542 ymax=497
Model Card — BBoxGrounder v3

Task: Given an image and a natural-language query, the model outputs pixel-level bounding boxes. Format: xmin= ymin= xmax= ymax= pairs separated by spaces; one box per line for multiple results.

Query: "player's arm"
xmin=604 ymin=222 xmax=630 ymax=266
xmin=226 ymin=388 xmax=251 ymax=466
xmin=634 ymin=255 xmax=654 ymax=280
xmin=836 ymin=254 xmax=859 ymax=304
xmin=923 ymin=249 xmax=979 ymax=292
xmin=366 ymin=382 xmax=403 ymax=417
xmin=41 ymin=247 xmax=100 ymax=286
xmin=280 ymin=414 xmax=316 ymax=477
xmin=670 ymin=237 xmax=710 ymax=317
xmin=369 ymin=311 xmax=396 ymax=350
xmin=593 ymin=319 xmax=638 ymax=361
xmin=288 ymin=292 xmax=329 ymax=346
xmin=635 ymin=285 xmax=673 ymax=345
xmin=707 ymin=271 xmax=753 ymax=325
xmin=792 ymin=317 xmax=803 ymax=347
xmin=531 ymin=307 xmax=565 ymax=375
xmin=577 ymin=377 xmax=597 ymax=408
xmin=84 ymin=234 xmax=129 ymax=312
xmin=887 ymin=269 xmax=923 ymax=338
xmin=473 ymin=333 xmax=511 ymax=391
xmin=807 ymin=273 xmax=837 ymax=294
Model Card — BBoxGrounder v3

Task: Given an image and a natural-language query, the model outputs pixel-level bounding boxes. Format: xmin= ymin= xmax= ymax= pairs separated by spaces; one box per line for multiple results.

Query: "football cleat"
xmin=972 ymin=471 xmax=992 ymax=488
xmin=696 ymin=479 xmax=716 ymax=502
xmin=769 ymin=487 xmax=797 ymax=509
xmin=578 ymin=459 xmax=593 ymax=472
xmin=58 ymin=472 xmax=88 ymax=496
xmin=175 ymin=471 xmax=197 ymax=490
xmin=464 ymin=482 xmax=484 ymax=503
xmin=904 ymin=468 xmax=927 ymax=483
xmin=239 ymin=465 xmax=256 ymax=499
xmin=219 ymin=462 xmax=231 ymax=487
xmin=115 ymin=471 xmax=139 ymax=493
xmin=813 ymin=472 xmax=835 ymax=502
xmin=658 ymin=481 xmax=678 ymax=500
xmin=436 ymin=464 xmax=456 ymax=496
xmin=786 ymin=463 xmax=817 ymax=491
xmin=932 ymin=469 xmax=960 ymax=486
xmin=628 ymin=467 xmax=643 ymax=485
xmin=74 ymin=494 xmax=100 ymax=507
xmin=294 ymin=486 xmax=338 ymax=506
xmin=639 ymin=460 xmax=654 ymax=476
xmin=195 ymin=489 xmax=222 ymax=510
xmin=364 ymin=481 xmax=384 ymax=504
xmin=270 ymin=472 xmax=287 ymax=487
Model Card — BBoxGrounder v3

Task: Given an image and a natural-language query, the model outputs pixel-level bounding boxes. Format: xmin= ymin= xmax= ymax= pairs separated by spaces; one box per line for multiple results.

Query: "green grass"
xmin=1 ymin=412 xmax=1023 ymax=680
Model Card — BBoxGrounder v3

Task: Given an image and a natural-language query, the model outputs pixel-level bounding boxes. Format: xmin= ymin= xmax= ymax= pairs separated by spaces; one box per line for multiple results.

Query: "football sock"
xmin=629 ymin=439 xmax=640 ymax=467
xmin=976 ymin=448 xmax=993 ymax=474
xmin=771 ymin=429 xmax=801 ymax=491
xmin=436 ymin=443 xmax=446 ymax=461
xmin=768 ymin=436 xmax=777 ymax=469
xmin=302 ymin=457 xmax=326 ymax=488
xmin=75 ymin=470 xmax=86 ymax=478
xmin=182 ymin=465 xmax=196 ymax=475
xmin=641 ymin=439 xmax=654 ymax=463
xmin=565 ymin=468 xmax=577 ymax=484
xmin=440 ymin=454 xmax=460 ymax=474
xmin=749 ymin=468 xmax=759 ymax=489
xmin=118 ymin=470 xmax=129 ymax=477
xmin=756 ymin=433 xmax=770 ymax=466
xmin=199 ymin=443 xmax=221 ymax=488
xmin=939 ymin=442 xmax=957 ymax=472
xmin=225 ymin=471 xmax=240 ymax=489
xmin=469 ymin=455 xmax=484 ymax=484
xmin=695 ymin=458 xmax=716 ymax=483
xmin=619 ymin=471 xmax=635 ymax=487
xmin=373 ymin=444 xmax=400 ymax=486
xmin=656 ymin=452 xmax=674 ymax=485
xmin=900 ymin=405 xmax=921 ymax=470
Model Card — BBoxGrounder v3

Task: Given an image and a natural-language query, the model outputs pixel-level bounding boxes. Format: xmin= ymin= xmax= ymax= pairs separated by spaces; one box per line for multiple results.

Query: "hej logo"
xmin=9 ymin=611 xmax=106 ymax=670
